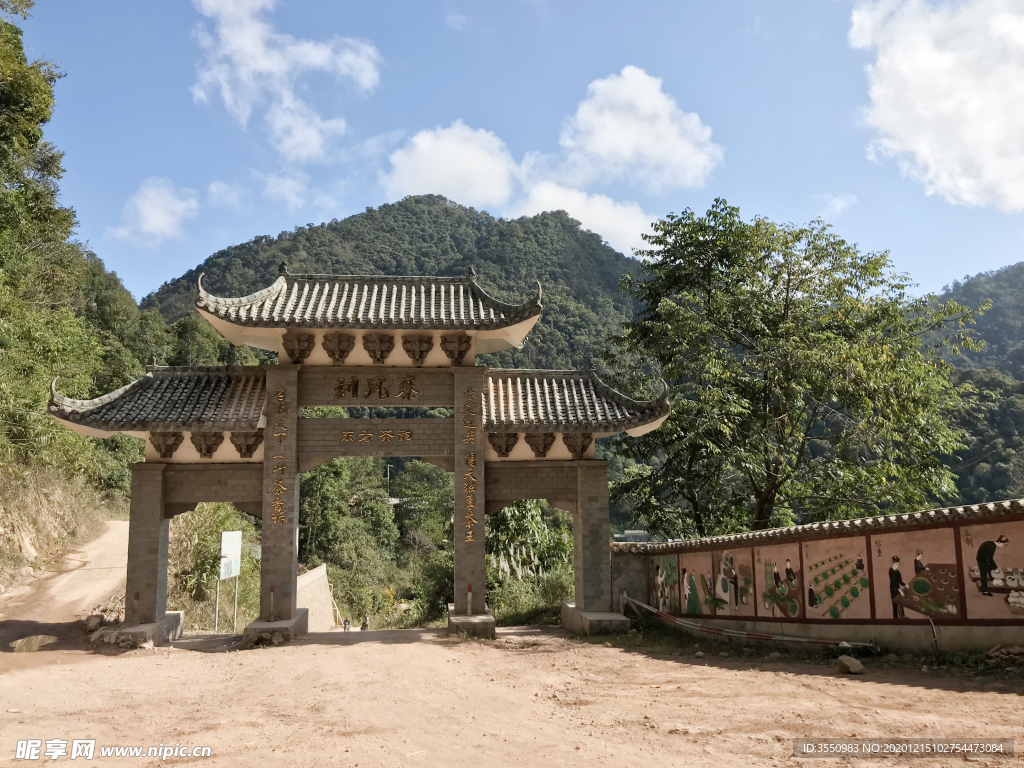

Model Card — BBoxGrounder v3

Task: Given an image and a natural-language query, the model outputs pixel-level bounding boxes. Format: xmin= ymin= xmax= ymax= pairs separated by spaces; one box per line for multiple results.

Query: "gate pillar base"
xmin=446 ymin=603 xmax=495 ymax=639
xmin=243 ymin=608 xmax=309 ymax=643
xmin=561 ymin=601 xmax=630 ymax=635
xmin=118 ymin=611 xmax=184 ymax=647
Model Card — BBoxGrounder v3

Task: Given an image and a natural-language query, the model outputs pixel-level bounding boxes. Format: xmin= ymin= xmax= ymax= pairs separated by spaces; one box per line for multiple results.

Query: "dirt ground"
xmin=0 ymin=521 xmax=128 ymax=650
xmin=2 ymin=525 xmax=1023 ymax=767
xmin=0 ymin=625 xmax=1021 ymax=767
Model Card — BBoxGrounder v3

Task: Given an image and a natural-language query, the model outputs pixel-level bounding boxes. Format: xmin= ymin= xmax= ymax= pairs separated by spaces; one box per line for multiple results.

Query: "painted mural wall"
xmin=678 ymin=551 xmax=714 ymax=615
xmin=630 ymin=516 xmax=1024 ymax=625
xmin=755 ymin=544 xmax=803 ymax=619
xmin=713 ymin=548 xmax=756 ymax=617
xmin=961 ymin=520 xmax=1024 ymax=620
xmin=870 ymin=529 xmax=959 ymax=621
xmin=801 ymin=539 xmax=872 ymax=621
xmin=649 ymin=554 xmax=680 ymax=615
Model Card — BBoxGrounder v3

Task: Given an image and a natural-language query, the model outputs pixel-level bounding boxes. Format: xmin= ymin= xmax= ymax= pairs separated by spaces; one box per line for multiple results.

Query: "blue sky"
xmin=19 ymin=0 xmax=1024 ymax=299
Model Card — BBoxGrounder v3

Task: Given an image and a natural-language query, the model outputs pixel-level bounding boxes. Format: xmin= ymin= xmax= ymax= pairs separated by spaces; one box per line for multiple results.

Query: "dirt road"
xmin=1 ymin=625 xmax=1022 ymax=767
xmin=0 ymin=521 xmax=127 ymax=649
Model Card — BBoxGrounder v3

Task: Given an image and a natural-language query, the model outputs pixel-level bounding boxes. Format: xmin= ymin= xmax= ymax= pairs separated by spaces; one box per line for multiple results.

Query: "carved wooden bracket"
xmin=282 ymin=331 xmax=316 ymax=362
xmin=190 ymin=431 xmax=225 ymax=459
xmin=322 ymin=332 xmax=355 ymax=365
xmin=401 ymin=334 xmax=434 ymax=366
xmin=149 ymin=431 xmax=183 ymax=459
xmin=362 ymin=333 xmax=395 ymax=364
xmin=229 ymin=429 xmax=264 ymax=458
xmin=440 ymin=333 xmax=472 ymax=365
xmin=562 ymin=432 xmax=594 ymax=460
xmin=487 ymin=432 xmax=520 ymax=457
xmin=524 ymin=432 xmax=556 ymax=458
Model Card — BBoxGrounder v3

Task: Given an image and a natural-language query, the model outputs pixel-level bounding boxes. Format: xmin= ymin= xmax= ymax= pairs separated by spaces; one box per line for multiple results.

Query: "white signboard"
xmin=219 ymin=531 xmax=242 ymax=580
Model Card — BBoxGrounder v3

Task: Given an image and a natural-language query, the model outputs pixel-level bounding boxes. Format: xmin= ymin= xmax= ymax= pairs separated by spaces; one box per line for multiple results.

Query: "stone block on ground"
xmin=836 ymin=655 xmax=865 ymax=674
xmin=10 ymin=635 xmax=58 ymax=653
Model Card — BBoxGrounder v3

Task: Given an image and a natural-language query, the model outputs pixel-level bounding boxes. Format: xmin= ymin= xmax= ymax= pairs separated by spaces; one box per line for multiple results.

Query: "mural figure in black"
xmin=772 ymin=563 xmax=782 ymax=588
xmin=785 ymin=559 xmax=796 ymax=583
xmin=888 ymin=556 xmax=906 ymax=619
xmin=731 ymin=571 xmax=739 ymax=607
xmin=807 ymin=587 xmax=821 ymax=608
xmin=914 ymin=550 xmax=927 ymax=575
xmin=976 ymin=535 xmax=1010 ymax=596
xmin=855 ymin=555 xmax=865 ymax=571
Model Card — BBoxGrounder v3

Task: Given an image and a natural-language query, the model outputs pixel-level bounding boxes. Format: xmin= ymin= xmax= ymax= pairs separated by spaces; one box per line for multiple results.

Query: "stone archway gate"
xmin=49 ymin=267 xmax=668 ymax=642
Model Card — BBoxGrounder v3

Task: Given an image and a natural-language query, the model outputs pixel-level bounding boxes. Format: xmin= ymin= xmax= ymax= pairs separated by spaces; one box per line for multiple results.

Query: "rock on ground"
xmin=836 ymin=655 xmax=865 ymax=674
xmin=9 ymin=635 xmax=58 ymax=653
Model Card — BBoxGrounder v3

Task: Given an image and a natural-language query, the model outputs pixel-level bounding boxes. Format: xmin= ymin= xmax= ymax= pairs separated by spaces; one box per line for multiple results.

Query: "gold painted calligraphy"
xmin=363 ymin=376 xmax=389 ymax=399
xmin=334 ymin=376 xmax=358 ymax=399
xmin=462 ymin=387 xmax=479 ymax=542
xmin=396 ymin=376 xmax=419 ymax=400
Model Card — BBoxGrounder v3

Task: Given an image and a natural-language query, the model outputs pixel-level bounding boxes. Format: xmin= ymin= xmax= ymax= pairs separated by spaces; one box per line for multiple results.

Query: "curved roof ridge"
xmin=194 ymin=268 xmax=542 ymax=330
xmin=197 ymin=273 xmax=286 ymax=309
xmin=50 ymin=374 xmax=155 ymax=414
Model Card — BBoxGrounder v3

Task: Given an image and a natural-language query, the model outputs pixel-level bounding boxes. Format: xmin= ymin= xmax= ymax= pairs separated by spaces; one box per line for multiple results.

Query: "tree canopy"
xmin=608 ymin=200 xmax=984 ymax=537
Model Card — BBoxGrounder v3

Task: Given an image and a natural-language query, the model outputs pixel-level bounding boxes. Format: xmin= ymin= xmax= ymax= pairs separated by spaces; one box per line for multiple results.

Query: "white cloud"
xmin=379 ymin=67 xmax=710 ymax=254
xmin=263 ymin=171 xmax=309 ymax=209
xmin=513 ymin=182 xmax=653 ymax=256
xmin=818 ymin=192 xmax=858 ymax=218
xmin=381 ymin=120 xmax=519 ymax=209
xmin=207 ymin=180 xmax=247 ymax=211
xmin=850 ymin=0 xmax=1024 ymax=211
xmin=446 ymin=13 xmax=468 ymax=30
xmin=559 ymin=65 xmax=723 ymax=193
xmin=191 ymin=0 xmax=382 ymax=163
xmin=108 ymin=177 xmax=199 ymax=246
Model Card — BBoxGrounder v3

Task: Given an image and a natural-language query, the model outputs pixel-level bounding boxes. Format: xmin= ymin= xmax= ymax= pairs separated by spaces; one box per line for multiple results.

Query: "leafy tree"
xmin=947 ymin=368 xmax=1024 ymax=503
xmin=353 ymin=488 xmax=399 ymax=553
xmin=391 ymin=460 xmax=453 ymax=544
xmin=609 ymin=200 xmax=983 ymax=535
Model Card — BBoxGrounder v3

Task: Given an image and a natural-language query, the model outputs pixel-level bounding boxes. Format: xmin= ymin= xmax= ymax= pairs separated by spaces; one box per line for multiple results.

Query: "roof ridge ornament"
xmin=279 ymin=261 xmax=288 ymax=276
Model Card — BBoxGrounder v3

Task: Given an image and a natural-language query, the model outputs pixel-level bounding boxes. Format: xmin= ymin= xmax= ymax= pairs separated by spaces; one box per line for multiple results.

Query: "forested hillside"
xmin=941 ymin=263 xmax=1024 ymax=379
xmin=142 ymin=195 xmax=636 ymax=371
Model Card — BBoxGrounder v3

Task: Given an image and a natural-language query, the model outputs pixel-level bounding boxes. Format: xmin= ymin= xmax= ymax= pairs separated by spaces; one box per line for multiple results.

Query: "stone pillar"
xmin=453 ymin=368 xmax=486 ymax=614
xmin=125 ymin=463 xmax=168 ymax=626
xmin=261 ymin=365 xmax=300 ymax=622
xmin=573 ymin=461 xmax=612 ymax=612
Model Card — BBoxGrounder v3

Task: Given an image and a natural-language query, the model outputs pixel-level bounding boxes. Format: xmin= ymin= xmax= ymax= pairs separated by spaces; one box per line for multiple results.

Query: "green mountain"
xmin=142 ymin=195 xmax=637 ymax=371
xmin=940 ymin=263 xmax=1024 ymax=378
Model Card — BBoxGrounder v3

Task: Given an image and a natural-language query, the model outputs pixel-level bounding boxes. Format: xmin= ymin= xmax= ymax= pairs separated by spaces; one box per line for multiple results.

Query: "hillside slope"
xmin=142 ymin=195 xmax=638 ymax=370
xmin=941 ymin=262 xmax=1024 ymax=377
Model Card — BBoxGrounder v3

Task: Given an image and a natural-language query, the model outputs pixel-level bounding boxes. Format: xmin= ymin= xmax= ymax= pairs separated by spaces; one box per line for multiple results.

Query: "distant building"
xmin=613 ymin=530 xmax=649 ymax=543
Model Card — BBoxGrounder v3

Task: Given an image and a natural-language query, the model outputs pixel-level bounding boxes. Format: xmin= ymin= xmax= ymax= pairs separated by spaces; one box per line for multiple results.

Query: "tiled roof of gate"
xmin=196 ymin=269 xmax=543 ymax=331
xmin=481 ymin=368 xmax=669 ymax=433
xmin=48 ymin=367 xmax=266 ymax=432
xmin=611 ymin=498 xmax=1024 ymax=555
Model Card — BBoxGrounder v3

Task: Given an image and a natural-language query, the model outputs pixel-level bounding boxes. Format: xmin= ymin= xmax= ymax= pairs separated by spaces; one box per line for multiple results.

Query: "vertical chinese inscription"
xmin=463 ymin=387 xmax=478 ymax=542
xmin=271 ymin=385 xmax=289 ymax=524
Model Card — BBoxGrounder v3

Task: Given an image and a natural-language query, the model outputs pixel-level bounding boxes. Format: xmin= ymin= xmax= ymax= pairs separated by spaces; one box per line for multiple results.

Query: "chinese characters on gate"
xmin=271 ymin=386 xmax=288 ymax=525
xmin=334 ymin=374 xmax=419 ymax=401
xmin=340 ymin=429 xmax=412 ymax=443
xmin=463 ymin=387 xmax=478 ymax=543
